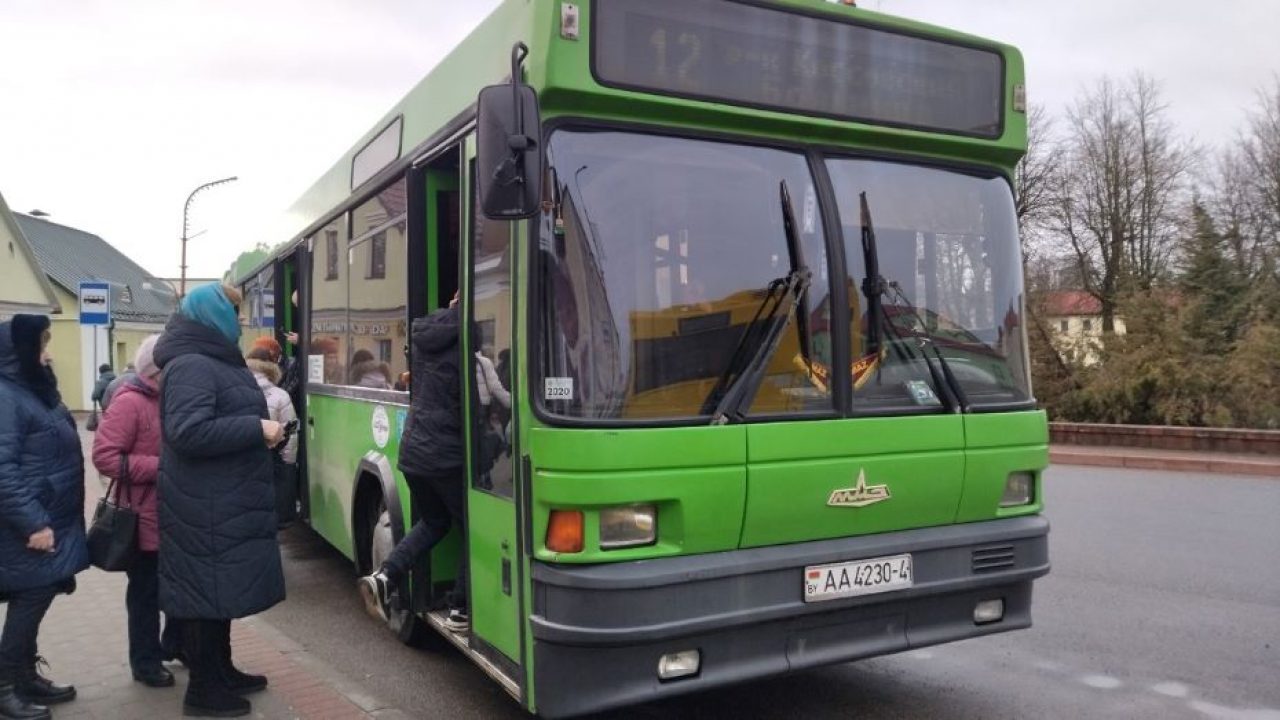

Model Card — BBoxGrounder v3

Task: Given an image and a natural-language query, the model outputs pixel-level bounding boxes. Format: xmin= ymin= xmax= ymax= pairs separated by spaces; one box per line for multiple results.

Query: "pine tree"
xmin=1179 ymin=201 xmax=1248 ymax=351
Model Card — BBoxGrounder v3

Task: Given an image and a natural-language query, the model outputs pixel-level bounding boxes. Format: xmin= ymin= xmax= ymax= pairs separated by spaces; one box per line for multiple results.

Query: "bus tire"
xmin=363 ymin=494 xmax=425 ymax=646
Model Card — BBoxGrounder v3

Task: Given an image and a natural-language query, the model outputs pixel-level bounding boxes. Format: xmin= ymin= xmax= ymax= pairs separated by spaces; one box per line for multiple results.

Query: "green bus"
xmin=236 ymin=0 xmax=1049 ymax=716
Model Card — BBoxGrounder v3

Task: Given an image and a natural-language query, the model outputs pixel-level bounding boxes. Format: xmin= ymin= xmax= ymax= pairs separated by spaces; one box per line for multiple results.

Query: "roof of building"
xmin=15 ymin=214 xmax=177 ymax=324
xmin=1041 ymin=290 xmax=1102 ymax=317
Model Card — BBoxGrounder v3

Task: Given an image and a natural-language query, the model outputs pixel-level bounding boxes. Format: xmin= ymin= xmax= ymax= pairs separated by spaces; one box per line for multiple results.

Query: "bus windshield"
xmin=826 ymin=157 xmax=1031 ymax=411
xmin=537 ymin=129 xmax=1031 ymax=422
xmin=539 ymin=130 xmax=832 ymax=421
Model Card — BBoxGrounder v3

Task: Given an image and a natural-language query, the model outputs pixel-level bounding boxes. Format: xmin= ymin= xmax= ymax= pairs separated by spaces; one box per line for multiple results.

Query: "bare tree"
xmin=1016 ymin=104 xmax=1063 ymax=245
xmin=1050 ymin=74 xmax=1193 ymax=333
xmin=1215 ymin=77 xmax=1280 ymax=279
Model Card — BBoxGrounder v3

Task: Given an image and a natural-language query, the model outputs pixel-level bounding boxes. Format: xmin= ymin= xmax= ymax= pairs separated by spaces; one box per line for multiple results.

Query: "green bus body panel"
xmin=956 ymin=412 xmax=1048 ymax=523
xmin=739 ymin=416 xmax=965 ymax=548
xmin=532 ymin=467 xmax=748 ymax=563
xmin=467 ymin=490 xmax=522 ymax=661
xmin=964 ymin=410 xmax=1049 ymax=448
xmin=307 ymin=393 xmax=462 ymax=580
xmin=746 ymin=415 xmax=963 ymax=461
xmin=526 ymin=414 xmax=1048 ymax=557
xmin=527 ymin=426 xmax=749 ymax=563
xmin=528 ymin=426 xmax=746 ymax=470
xmin=306 ymin=394 xmax=367 ymax=559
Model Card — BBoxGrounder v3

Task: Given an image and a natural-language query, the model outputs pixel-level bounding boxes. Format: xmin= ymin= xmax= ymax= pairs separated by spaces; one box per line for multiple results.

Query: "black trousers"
xmin=383 ymin=471 xmax=468 ymax=609
xmin=126 ymin=551 xmax=180 ymax=672
xmin=0 ymin=583 xmax=58 ymax=676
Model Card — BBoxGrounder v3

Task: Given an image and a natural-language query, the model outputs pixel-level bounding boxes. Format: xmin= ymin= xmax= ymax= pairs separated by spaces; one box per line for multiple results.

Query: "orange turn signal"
xmin=546 ymin=510 xmax=585 ymax=553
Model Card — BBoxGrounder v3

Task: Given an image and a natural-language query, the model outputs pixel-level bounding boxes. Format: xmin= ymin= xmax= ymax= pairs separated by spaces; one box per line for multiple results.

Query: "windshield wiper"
xmin=858 ymin=192 xmax=969 ymax=413
xmin=702 ymin=181 xmax=811 ymax=425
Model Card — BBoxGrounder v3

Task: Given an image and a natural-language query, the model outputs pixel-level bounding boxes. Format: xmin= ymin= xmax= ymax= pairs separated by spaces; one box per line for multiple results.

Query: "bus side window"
xmin=471 ymin=182 xmax=514 ymax=498
xmin=308 ymin=217 xmax=349 ymax=385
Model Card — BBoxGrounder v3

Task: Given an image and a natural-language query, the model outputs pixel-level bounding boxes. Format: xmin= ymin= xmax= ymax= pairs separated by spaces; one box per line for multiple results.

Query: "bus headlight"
xmin=600 ymin=504 xmax=657 ymax=549
xmin=999 ymin=472 xmax=1035 ymax=507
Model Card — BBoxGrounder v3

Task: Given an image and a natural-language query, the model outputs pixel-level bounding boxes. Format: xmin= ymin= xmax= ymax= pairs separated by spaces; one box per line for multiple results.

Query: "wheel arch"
xmin=351 ymin=451 xmax=405 ymax=573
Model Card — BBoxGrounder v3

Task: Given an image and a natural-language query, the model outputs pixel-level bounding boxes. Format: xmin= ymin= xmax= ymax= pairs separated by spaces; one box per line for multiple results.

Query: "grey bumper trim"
xmin=531 ymin=516 xmax=1049 ymax=647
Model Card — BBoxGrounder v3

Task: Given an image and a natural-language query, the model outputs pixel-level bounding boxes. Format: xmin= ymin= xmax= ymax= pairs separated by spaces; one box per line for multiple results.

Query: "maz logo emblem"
xmin=827 ymin=469 xmax=891 ymax=508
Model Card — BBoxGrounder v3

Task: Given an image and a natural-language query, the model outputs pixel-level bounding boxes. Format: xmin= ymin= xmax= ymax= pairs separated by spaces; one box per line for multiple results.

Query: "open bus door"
xmin=446 ymin=138 xmax=525 ymax=698
xmin=275 ymin=248 xmax=310 ymax=520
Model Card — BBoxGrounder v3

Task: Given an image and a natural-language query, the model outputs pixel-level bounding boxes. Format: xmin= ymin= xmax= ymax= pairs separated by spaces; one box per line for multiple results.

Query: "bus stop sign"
xmin=79 ymin=281 xmax=112 ymax=326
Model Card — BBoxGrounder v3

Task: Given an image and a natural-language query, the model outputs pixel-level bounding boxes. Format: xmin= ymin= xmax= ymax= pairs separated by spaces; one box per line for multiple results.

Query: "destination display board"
xmin=593 ymin=0 xmax=1005 ymax=138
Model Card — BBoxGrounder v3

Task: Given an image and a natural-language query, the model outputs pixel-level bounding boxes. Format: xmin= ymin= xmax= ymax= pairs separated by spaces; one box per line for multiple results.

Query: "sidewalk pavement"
xmin=1051 ymin=443 xmax=1280 ymax=477
xmin=0 ymin=428 xmax=412 ymax=720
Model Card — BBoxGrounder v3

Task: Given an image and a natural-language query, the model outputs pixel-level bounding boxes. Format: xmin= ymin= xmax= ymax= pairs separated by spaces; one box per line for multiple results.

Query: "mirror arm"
xmin=510 ymin=42 xmax=529 ymax=132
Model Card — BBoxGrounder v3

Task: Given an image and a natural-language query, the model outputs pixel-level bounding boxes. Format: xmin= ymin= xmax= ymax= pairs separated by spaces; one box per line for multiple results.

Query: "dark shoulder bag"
xmin=87 ymin=454 xmax=146 ymax=571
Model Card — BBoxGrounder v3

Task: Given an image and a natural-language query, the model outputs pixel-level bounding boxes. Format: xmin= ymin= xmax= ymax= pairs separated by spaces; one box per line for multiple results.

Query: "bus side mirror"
xmin=477 ymin=43 xmax=542 ymax=220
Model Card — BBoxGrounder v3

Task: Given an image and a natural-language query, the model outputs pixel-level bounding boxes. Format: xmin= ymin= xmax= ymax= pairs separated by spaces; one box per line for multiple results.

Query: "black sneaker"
xmin=358 ymin=570 xmax=392 ymax=623
xmin=442 ymin=608 xmax=470 ymax=633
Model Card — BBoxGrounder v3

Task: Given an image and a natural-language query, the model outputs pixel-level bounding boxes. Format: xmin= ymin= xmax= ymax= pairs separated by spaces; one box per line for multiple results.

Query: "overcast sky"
xmin=0 ymin=0 xmax=1275 ymax=279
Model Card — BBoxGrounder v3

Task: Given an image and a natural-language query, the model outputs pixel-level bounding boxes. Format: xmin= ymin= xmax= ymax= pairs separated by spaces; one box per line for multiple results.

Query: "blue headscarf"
xmin=180 ymin=284 xmax=240 ymax=344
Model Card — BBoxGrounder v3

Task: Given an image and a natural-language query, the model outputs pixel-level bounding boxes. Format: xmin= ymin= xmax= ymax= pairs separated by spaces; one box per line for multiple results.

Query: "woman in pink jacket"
xmin=90 ymin=335 xmax=178 ymax=689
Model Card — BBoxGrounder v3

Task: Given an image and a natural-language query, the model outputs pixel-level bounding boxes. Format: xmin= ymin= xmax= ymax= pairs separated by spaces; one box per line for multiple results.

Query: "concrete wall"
xmin=1050 ymin=422 xmax=1280 ymax=456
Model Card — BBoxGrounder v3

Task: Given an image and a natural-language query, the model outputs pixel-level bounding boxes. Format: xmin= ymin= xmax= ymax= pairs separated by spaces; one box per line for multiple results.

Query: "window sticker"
xmin=371 ymin=405 xmax=391 ymax=449
xmin=545 ymin=377 xmax=574 ymax=401
xmin=803 ymin=184 xmax=818 ymax=234
xmin=307 ymin=355 xmax=325 ymax=384
xmin=904 ymin=380 xmax=941 ymax=406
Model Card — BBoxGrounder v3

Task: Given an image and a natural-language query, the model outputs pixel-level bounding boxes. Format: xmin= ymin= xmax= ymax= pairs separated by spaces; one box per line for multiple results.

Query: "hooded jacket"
xmin=397 ymin=306 xmax=464 ymax=477
xmin=91 ymin=369 xmax=116 ymax=404
xmin=91 ymin=377 xmax=162 ymax=552
xmin=154 ymin=314 xmax=285 ymax=619
xmin=246 ymin=358 xmax=298 ymax=464
xmin=0 ymin=316 xmax=88 ymax=593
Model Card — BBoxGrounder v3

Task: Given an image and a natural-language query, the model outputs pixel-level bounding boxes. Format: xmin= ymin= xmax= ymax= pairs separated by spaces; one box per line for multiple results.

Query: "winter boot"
xmin=14 ymin=658 xmax=73 ymax=705
xmin=181 ymin=621 xmax=250 ymax=718
xmin=0 ymin=670 xmax=50 ymax=720
xmin=214 ymin=622 xmax=266 ymax=695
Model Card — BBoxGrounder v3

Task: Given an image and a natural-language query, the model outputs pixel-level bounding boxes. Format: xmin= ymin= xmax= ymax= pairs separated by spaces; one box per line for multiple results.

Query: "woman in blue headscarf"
xmin=152 ymin=284 xmax=286 ymax=718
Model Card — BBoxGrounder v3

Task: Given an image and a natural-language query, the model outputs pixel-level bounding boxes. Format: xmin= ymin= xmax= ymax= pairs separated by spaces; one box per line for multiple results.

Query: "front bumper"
xmin=530 ymin=515 xmax=1049 ymax=718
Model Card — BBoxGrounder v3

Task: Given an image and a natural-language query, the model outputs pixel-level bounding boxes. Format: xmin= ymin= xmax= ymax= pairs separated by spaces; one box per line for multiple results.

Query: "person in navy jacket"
xmin=0 ymin=314 xmax=89 ymax=720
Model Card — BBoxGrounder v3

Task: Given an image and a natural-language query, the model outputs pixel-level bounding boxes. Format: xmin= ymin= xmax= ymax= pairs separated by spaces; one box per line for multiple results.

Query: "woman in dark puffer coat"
xmin=153 ymin=284 xmax=286 ymax=718
xmin=0 ymin=315 xmax=88 ymax=720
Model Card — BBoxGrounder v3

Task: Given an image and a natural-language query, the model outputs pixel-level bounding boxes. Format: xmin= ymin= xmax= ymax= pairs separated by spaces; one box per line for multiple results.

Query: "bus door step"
xmin=425 ymin=610 xmax=521 ymax=701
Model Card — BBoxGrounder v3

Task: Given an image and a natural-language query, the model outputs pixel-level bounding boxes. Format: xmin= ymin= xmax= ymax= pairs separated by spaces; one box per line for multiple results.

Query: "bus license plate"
xmin=804 ymin=554 xmax=913 ymax=602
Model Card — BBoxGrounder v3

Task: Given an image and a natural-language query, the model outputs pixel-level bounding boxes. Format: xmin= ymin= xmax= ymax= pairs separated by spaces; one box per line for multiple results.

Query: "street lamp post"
xmin=180 ymin=176 xmax=238 ymax=298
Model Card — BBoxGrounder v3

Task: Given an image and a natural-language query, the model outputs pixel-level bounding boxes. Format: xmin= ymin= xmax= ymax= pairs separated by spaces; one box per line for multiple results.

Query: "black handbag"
xmin=85 ymin=406 xmax=99 ymax=431
xmin=87 ymin=455 xmax=146 ymax=571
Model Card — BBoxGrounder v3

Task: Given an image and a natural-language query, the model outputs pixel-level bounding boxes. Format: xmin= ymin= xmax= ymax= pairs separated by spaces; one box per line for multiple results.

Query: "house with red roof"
xmin=1040 ymin=290 xmax=1127 ymax=366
